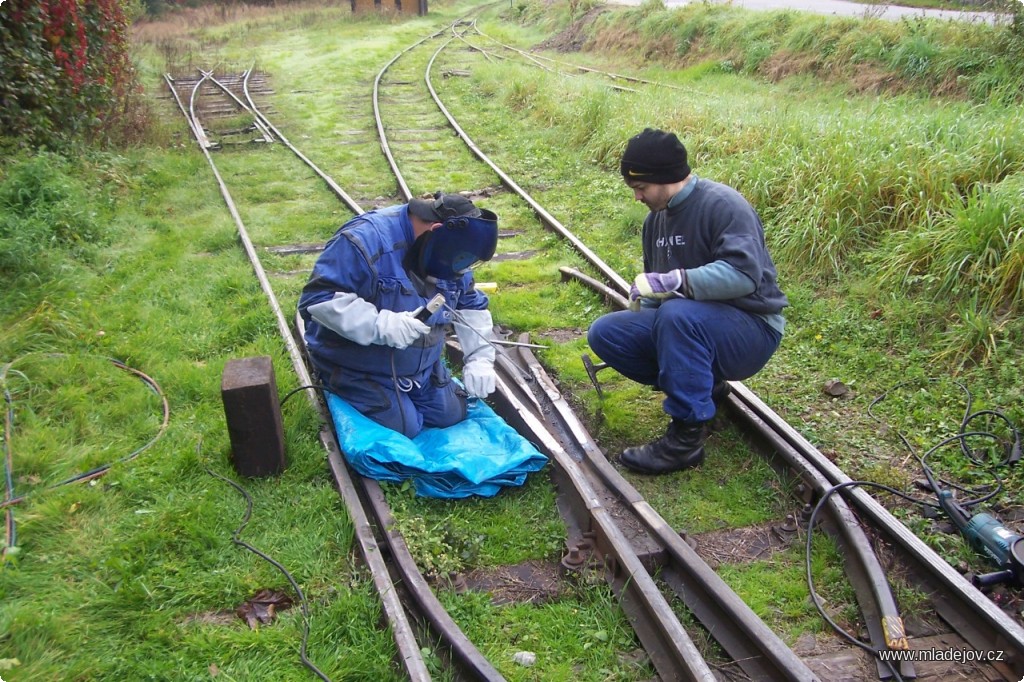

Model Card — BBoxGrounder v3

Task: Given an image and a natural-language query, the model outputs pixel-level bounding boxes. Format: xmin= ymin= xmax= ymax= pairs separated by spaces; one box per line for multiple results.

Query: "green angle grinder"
xmin=930 ymin=468 xmax=1024 ymax=588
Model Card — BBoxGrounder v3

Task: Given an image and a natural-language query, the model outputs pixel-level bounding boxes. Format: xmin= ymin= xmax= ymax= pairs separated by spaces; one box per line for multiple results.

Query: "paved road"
xmin=609 ymin=0 xmax=1006 ymax=24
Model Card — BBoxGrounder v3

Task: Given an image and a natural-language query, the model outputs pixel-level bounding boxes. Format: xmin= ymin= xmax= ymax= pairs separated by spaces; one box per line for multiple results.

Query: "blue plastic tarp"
xmin=325 ymin=392 xmax=548 ymax=498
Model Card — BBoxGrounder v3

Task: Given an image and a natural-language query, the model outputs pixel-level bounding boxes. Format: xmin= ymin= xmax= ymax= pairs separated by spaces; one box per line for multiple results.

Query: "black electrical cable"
xmin=918 ymin=430 xmax=1007 ymax=508
xmin=3 ymin=386 xmax=16 ymax=553
xmin=803 ymin=379 xmax=1021 ymax=675
xmin=210 ymin=382 xmax=347 ymax=680
xmin=868 ymin=378 xmax=1018 ymax=509
xmin=805 ymin=480 xmax=911 ymax=682
xmin=1 ymin=354 xmax=170 ymax=561
xmin=278 ymin=383 xmax=332 ymax=408
xmin=204 ymin=460 xmax=332 ymax=682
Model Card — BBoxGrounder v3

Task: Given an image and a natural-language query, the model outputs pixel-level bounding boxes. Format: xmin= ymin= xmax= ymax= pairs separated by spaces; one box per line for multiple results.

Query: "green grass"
xmin=385 ymin=473 xmax=565 ymax=576
xmin=2 ymin=0 xmax=1024 ymax=678
xmin=716 ymin=534 xmax=858 ymax=642
xmin=441 ymin=585 xmax=654 ymax=681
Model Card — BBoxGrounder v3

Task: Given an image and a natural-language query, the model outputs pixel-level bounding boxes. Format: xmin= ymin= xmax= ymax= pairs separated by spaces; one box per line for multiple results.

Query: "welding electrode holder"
xmin=413 ymin=293 xmax=446 ymax=322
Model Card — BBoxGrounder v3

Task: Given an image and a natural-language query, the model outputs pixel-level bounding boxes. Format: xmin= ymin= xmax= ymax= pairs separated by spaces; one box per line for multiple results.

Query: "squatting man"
xmin=588 ymin=128 xmax=788 ymax=475
xmin=299 ymin=192 xmax=499 ymax=438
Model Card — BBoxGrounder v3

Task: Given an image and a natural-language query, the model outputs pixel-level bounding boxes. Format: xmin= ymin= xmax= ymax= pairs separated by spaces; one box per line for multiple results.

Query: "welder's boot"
xmin=619 ymin=419 xmax=707 ymax=475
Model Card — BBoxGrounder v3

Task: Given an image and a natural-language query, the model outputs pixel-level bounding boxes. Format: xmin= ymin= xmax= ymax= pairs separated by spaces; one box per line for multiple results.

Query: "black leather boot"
xmin=619 ymin=419 xmax=707 ymax=475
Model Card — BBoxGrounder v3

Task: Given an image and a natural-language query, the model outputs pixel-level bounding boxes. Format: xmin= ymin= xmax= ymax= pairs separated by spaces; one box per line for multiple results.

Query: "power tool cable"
xmin=804 ymin=378 xmax=1021 ymax=673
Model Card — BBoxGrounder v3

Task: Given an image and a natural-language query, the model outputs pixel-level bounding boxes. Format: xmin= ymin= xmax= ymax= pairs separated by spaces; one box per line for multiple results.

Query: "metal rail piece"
xmin=169 ymin=73 xmax=431 ymax=681
xmin=372 ymin=27 xmax=450 ymax=202
xmin=723 ymin=389 xmax=914 ymax=679
xmin=494 ymin=335 xmax=821 ymax=681
xmin=728 ymin=382 xmax=1024 ymax=679
xmin=186 ymin=66 xmax=511 ymax=681
xmin=423 ymin=38 xmax=632 ymax=295
xmin=488 ymin=367 xmax=717 ymax=681
xmin=239 ymin=68 xmax=364 ymax=216
xmin=199 ymin=69 xmax=276 ymax=143
xmin=557 ymin=266 xmax=911 ymax=678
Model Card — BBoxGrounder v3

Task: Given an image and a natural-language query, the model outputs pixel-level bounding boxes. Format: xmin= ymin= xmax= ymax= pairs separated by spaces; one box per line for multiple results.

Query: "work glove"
xmin=463 ymin=361 xmax=496 ymax=398
xmin=308 ymin=293 xmax=430 ymax=349
xmin=374 ymin=309 xmax=431 ymax=349
xmin=628 ymin=283 xmax=642 ymax=312
xmin=633 ymin=268 xmax=689 ymax=300
xmin=455 ymin=308 xmax=497 ymax=398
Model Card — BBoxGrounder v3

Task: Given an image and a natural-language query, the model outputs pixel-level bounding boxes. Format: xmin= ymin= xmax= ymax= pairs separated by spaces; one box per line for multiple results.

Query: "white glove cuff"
xmin=455 ymin=308 xmax=495 ymax=364
xmin=307 ymin=293 xmax=380 ymax=346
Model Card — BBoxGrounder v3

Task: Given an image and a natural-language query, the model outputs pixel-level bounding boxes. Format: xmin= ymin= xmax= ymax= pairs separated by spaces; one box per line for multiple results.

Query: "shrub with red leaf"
xmin=1 ymin=0 xmax=145 ymax=148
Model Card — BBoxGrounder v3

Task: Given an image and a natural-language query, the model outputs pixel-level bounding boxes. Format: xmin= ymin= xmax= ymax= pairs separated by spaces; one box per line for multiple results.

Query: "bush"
xmin=0 ymin=0 xmax=143 ymax=149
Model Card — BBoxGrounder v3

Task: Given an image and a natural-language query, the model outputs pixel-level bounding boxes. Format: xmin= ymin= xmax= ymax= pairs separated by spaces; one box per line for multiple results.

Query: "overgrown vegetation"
xmin=568 ymin=0 xmax=1024 ymax=104
xmin=0 ymin=0 xmax=146 ymax=149
xmin=0 ymin=153 xmax=110 ymax=284
xmin=497 ymin=0 xmax=1024 ymax=368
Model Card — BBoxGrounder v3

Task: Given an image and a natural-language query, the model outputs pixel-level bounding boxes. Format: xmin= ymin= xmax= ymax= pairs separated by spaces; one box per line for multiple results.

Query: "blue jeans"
xmin=587 ymin=299 xmax=782 ymax=423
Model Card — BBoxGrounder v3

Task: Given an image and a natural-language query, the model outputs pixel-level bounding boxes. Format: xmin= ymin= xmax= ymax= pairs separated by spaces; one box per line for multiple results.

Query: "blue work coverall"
xmin=298 ymin=205 xmax=489 ymax=437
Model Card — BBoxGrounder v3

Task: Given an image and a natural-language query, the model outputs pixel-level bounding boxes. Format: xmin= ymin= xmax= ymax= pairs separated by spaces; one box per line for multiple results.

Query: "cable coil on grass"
xmin=1 ymin=353 xmax=170 ymax=562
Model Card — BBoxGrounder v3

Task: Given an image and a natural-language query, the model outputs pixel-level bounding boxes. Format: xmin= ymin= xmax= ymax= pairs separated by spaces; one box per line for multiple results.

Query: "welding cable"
xmin=868 ymin=378 xmax=1019 ymax=510
xmin=805 ymin=479 xmax=912 ymax=681
xmin=279 ymin=383 xmax=332 ymax=408
xmin=205 ymin=462 xmax=332 ymax=682
xmin=2 ymin=354 xmax=169 ymax=562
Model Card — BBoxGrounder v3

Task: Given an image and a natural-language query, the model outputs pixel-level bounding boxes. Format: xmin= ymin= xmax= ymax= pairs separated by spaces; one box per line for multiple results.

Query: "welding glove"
xmin=455 ymin=308 xmax=496 ymax=398
xmin=307 ymin=292 xmax=429 ymax=350
xmin=633 ymin=269 xmax=689 ymax=300
xmin=374 ymin=309 xmax=431 ymax=349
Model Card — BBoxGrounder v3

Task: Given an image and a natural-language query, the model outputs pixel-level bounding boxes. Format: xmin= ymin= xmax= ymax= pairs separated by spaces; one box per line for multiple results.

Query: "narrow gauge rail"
xmin=162 ymin=14 xmax=1024 ymax=682
xmin=422 ymin=34 xmax=1024 ymax=676
xmin=416 ymin=20 xmax=1024 ymax=680
xmin=415 ymin=22 xmax=915 ymax=680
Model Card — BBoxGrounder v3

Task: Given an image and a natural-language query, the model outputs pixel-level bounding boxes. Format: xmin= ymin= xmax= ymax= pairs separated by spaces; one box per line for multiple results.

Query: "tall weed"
xmin=564 ymin=0 xmax=1024 ymax=103
xmin=873 ymin=172 xmax=1024 ymax=316
xmin=0 ymin=153 xmax=106 ymax=279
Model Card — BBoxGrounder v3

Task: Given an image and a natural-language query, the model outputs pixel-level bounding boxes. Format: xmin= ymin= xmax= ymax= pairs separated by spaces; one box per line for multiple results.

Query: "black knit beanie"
xmin=620 ymin=128 xmax=691 ymax=184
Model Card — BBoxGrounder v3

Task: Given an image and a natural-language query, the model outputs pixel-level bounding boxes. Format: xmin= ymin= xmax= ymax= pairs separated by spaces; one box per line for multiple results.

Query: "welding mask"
xmin=415 ymin=209 xmax=498 ymax=280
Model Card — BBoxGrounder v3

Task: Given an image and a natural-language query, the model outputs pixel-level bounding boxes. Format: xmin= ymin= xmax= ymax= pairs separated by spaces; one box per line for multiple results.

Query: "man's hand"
xmin=462 ymin=361 xmax=496 ymax=398
xmin=374 ymin=309 xmax=430 ymax=349
xmin=633 ymin=269 xmax=688 ymax=299
xmin=628 ymin=283 xmax=643 ymax=311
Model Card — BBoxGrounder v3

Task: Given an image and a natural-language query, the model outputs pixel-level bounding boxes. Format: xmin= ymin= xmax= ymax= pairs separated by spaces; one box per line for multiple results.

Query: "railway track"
xmin=164 ymin=13 xmax=1024 ymax=681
